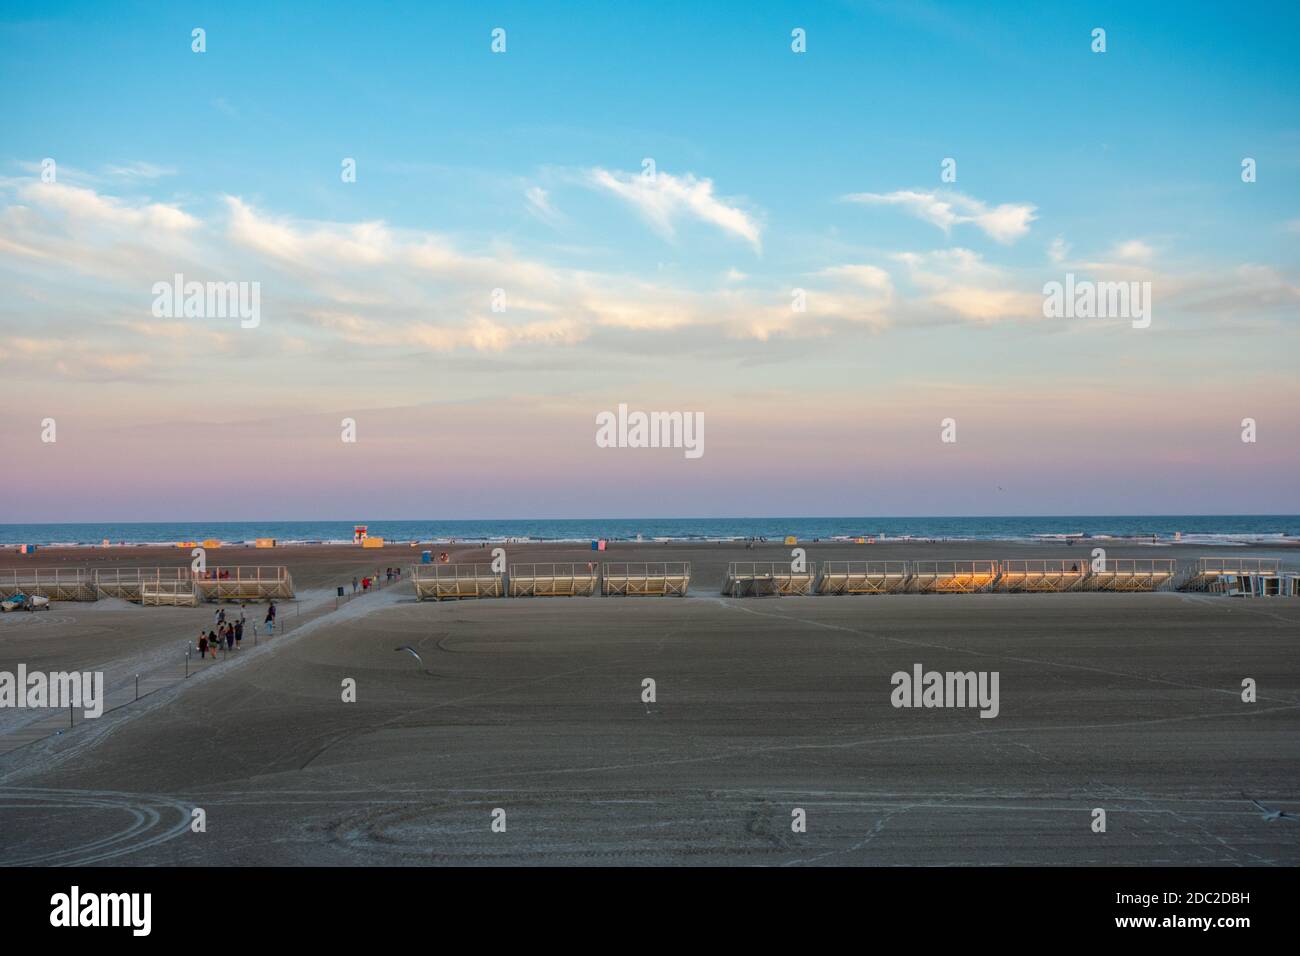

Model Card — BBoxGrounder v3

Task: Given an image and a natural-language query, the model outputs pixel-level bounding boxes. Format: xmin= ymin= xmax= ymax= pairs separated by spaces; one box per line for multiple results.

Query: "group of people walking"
xmin=195 ymin=602 xmax=277 ymax=659
xmin=350 ymin=568 xmax=401 ymax=594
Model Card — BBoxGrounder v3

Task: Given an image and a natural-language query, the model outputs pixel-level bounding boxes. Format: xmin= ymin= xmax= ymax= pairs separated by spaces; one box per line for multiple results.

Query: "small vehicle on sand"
xmin=0 ymin=593 xmax=51 ymax=612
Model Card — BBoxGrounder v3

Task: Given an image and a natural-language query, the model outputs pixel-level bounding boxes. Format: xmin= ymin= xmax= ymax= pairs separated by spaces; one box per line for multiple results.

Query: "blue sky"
xmin=5 ymin=0 xmax=1296 ymax=271
xmin=1 ymin=1 xmax=1297 ymax=519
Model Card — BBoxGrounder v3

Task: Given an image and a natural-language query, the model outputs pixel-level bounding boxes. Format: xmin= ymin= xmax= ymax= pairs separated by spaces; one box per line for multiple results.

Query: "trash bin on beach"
xmin=421 ymin=551 xmax=432 ymax=564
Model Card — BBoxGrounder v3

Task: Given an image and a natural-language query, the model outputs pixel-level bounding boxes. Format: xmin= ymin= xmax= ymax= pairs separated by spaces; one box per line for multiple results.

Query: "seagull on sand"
xmin=395 ymin=645 xmax=423 ymax=665
xmin=1247 ymin=797 xmax=1297 ymax=822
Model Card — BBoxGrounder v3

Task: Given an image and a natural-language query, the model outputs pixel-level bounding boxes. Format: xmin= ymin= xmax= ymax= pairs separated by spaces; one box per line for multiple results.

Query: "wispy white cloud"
xmin=1 ymin=180 xmax=1294 ymax=387
xmin=0 ymin=181 xmax=203 ymax=285
xmin=588 ymin=167 xmax=762 ymax=251
xmin=225 ymin=196 xmax=391 ymax=268
xmin=1060 ymin=239 xmax=1161 ymax=280
xmin=1111 ymin=239 xmax=1154 ymax=262
xmin=4 ymin=335 xmax=154 ymax=381
xmin=844 ymin=189 xmax=1037 ymax=243
xmin=524 ymin=186 xmax=561 ymax=225
xmin=892 ymin=248 xmax=1040 ymax=322
xmin=20 ymin=181 xmax=198 ymax=232
xmin=817 ymin=263 xmax=893 ymax=294
xmin=103 ymin=161 xmax=177 ymax=179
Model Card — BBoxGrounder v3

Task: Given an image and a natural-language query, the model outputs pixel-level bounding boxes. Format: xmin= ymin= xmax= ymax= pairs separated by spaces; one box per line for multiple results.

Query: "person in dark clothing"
xmin=234 ymin=619 xmax=244 ymax=647
xmin=225 ymin=625 xmax=235 ymax=650
xmin=207 ymin=630 xmax=219 ymax=658
xmin=198 ymin=632 xmax=208 ymax=658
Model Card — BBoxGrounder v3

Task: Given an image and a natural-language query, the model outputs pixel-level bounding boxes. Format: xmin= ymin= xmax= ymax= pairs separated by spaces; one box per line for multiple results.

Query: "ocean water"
xmin=0 ymin=517 xmax=1296 ymax=547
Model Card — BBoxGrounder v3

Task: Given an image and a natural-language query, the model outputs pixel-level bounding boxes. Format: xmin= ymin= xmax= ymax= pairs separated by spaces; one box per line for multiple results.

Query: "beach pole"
xmin=69 ymin=703 xmax=74 ymax=729
xmin=135 ymin=674 xmax=139 ymax=701
xmin=185 ymin=650 xmax=190 ymax=678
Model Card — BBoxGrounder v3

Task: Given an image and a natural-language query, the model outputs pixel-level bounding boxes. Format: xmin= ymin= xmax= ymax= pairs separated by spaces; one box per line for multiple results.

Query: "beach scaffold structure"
xmin=723 ymin=562 xmax=816 ymax=597
xmin=411 ymin=563 xmax=503 ymax=601
xmin=1178 ymin=557 xmax=1282 ymax=595
xmin=194 ymin=566 xmax=294 ymax=602
xmin=140 ymin=579 xmax=203 ymax=607
xmin=1081 ymin=558 xmax=1176 ymax=592
xmin=508 ymin=563 xmax=599 ymax=597
xmin=997 ymin=559 xmax=1089 ymax=593
xmin=816 ymin=561 xmax=909 ymax=595
xmin=602 ymin=562 xmax=690 ymax=596
xmin=0 ymin=568 xmax=96 ymax=602
xmin=93 ymin=567 xmax=193 ymax=602
xmin=909 ymin=561 xmax=1000 ymax=594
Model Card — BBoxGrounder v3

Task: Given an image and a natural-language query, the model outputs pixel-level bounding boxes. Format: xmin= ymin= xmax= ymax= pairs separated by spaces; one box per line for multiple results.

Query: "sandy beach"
xmin=0 ymin=540 xmax=1296 ymax=866
xmin=5 ymin=536 xmax=1296 ymax=589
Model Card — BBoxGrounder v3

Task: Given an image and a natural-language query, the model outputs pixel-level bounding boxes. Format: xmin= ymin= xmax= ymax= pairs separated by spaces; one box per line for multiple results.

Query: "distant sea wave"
xmin=1 ymin=517 xmax=1297 ymax=547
